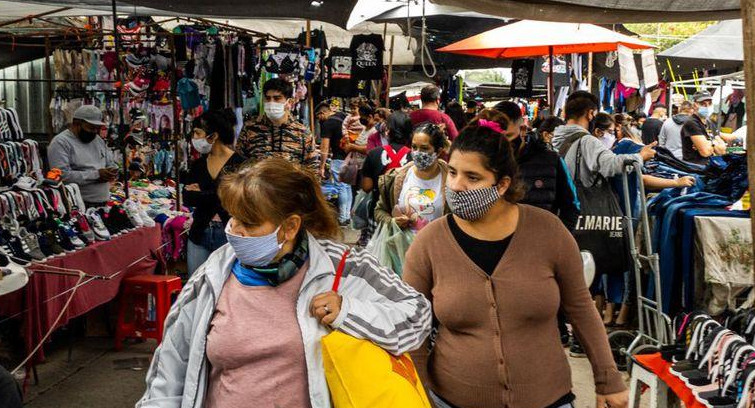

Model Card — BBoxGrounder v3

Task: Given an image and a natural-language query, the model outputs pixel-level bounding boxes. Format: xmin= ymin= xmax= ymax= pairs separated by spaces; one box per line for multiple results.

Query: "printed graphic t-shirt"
xmin=327 ymin=47 xmax=354 ymax=97
xmin=350 ymin=34 xmax=384 ymax=81
xmin=398 ymin=168 xmax=443 ymax=232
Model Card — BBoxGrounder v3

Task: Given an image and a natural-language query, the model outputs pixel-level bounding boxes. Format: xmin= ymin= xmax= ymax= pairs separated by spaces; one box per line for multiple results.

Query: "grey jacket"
xmin=658 ymin=115 xmax=689 ymax=160
xmin=137 ymin=234 xmax=432 ymax=408
xmin=47 ymin=129 xmax=115 ymax=203
xmin=552 ymin=124 xmax=643 ymax=186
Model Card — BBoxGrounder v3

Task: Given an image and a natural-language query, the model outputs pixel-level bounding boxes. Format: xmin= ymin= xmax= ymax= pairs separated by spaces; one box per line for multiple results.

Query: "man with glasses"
xmin=48 ymin=105 xmax=117 ymax=208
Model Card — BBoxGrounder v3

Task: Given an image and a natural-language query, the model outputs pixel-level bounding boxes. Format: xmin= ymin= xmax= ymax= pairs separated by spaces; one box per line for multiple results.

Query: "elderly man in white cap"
xmin=48 ymin=105 xmax=118 ymax=208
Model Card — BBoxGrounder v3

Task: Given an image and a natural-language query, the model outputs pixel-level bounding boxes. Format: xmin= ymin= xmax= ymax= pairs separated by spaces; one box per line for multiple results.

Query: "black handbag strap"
xmin=574 ymin=136 xmax=605 ymax=189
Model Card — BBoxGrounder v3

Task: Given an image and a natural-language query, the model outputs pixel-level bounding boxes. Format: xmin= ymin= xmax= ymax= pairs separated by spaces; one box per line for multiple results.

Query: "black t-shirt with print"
xmin=327 ymin=47 xmax=355 ymax=97
xmin=321 ymin=112 xmax=347 ymax=160
xmin=350 ymin=34 xmax=384 ymax=81
xmin=681 ymin=114 xmax=710 ymax=165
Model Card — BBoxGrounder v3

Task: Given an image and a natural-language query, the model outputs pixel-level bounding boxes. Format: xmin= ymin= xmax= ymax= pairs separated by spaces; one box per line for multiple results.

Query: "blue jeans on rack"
xmin=329 ymin=159 xmax=353 ymax=224
xmin=650 ymin=192 xmax=732 ymax=312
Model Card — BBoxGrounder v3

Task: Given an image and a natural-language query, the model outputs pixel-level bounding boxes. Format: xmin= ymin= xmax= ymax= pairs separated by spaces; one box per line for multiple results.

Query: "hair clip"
xmin=478 ymin=119 xmax=504 ymax=134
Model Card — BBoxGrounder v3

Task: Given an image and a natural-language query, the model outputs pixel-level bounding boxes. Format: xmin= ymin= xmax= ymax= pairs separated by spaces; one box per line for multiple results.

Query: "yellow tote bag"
xmin=321 ymin=250 xmax=431 ymax=408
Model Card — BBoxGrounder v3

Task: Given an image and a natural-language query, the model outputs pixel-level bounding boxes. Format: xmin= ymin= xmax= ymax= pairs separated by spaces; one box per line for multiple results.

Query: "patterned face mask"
xmin=412 ymin=150 xmax=437 ymax=171
xmin=445 ymin=185 xmax=501 ymax=221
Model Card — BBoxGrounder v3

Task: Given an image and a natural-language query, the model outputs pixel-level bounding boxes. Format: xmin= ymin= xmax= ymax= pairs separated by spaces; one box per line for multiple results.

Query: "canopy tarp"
xmin=431 ymin=0 xmax=740 ymax=24
xmin=659 ymin=19 xmax=743 ymax=62
xmin=437 ymin=21 xmax=653 ymax=58
xmin=22 ymin=0 xmax=742 ymax=27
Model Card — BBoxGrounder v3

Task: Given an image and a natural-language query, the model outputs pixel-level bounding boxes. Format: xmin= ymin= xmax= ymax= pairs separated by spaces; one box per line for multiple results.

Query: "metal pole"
xmin=548 ymin=46 xmax=555 ymax=110
xmin=587 ymin=52 xmax=593 ymax=93
xmin=44 ymin=35 xmax=53 ymax=140
xmin=111 ymin=0 xmax=128 ymax=199
xmin=306 ymin=19 xmax=315 ymax=133
xmin=170 ymin=32 xmax=181 ymax=211
xmin=385 ymin=35 xmax=395 ymax=108
xmin=740 ymin=0 xmax=755 ymax=269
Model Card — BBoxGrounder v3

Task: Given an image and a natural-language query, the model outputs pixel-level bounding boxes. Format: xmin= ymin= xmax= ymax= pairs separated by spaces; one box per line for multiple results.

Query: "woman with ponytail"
xmin=403 ymin=121 xmax=628 ymax=408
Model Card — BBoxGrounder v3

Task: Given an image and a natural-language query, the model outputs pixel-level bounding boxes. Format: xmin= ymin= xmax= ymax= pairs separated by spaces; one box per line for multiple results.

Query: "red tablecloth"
xmin=633 ymin=353 xmax=708 ymax=408
xmin=0 ymin=226 xmax=163 ymax=363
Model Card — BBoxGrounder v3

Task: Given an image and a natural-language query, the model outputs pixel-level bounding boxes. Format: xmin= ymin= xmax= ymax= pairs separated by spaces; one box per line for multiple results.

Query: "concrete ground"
xmin=19 ymin=228 xmax=638 ymax=407
xmin=20 ymin=335 xmax=628 ymax=408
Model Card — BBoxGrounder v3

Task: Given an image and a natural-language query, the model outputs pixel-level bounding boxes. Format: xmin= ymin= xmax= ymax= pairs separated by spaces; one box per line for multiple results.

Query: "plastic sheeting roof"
xmin=659 ymin=19 xmax=743 ymax=62
xmin=431 ymin=0 xmax=740 ymax=24
xmin=21 ymin=0 xmax=743 ymax=27
xmin=0 ymin=1 xmax=175 ymax=19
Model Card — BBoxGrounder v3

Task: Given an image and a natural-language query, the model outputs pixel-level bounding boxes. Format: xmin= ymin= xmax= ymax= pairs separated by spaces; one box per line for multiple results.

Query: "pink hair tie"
xmin=478 ymin=119 xmax=504 ymax=134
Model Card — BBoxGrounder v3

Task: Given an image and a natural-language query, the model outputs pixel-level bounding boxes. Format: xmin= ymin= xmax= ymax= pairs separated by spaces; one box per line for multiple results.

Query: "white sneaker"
xmin=0 ymin=257 xmax=29 ymax=296
xmin=85 ymin=208 xmax=111 ymax=241
xmin=123 ymin=200 xmax=144 ymax=228
xmin=135 ymin=202 xmax=155 ymax=227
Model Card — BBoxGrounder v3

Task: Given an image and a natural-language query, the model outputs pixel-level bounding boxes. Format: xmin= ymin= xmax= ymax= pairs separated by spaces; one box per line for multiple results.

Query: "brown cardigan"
xmin=403 ymin=205 xmax=625 ymax=408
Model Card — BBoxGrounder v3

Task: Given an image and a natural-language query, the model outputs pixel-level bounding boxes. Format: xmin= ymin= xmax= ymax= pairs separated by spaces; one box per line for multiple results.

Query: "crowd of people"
xmin=42 ymin=75 xmax=746 ymax=407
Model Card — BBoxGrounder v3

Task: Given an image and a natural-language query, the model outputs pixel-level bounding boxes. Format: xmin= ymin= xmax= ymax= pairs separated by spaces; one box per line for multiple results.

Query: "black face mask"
xmin=78 ymin=129 xmax=97 ymax=143
xmin=588 ymin=114 xmax=597 ymax=134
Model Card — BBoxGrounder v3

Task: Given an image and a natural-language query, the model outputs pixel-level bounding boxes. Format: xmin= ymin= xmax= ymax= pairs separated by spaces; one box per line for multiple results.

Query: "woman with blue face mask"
xmin=184 ymin=109 xmax=246 ymax=277
xmin=139 ymin=157 xmax=431 ymax=408
xmin=403 ymin=122 xmax=628 ymax=408
xmin=374 ymin=122 xmax=450 ymax=234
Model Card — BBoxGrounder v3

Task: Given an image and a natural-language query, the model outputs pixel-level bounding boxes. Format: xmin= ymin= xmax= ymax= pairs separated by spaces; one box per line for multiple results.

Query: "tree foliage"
xmin=625 ymin=22 xmax=718 ymax=51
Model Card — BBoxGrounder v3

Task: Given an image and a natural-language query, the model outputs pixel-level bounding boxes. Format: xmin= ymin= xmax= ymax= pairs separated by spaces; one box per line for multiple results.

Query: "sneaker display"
xmin=108 ymin=206 xmax=135 ymax=233
xmin=34 ymin=230 xmax=57 ymax=258
xmin=18 ymin=228 xmax=46 ymax=262
xmin=0 ymin=231 xmax=31 ymax=266
xmin=126 ymin=200 xmax=155 ymax=228
xmin=85 ymin=208 xmax=111 ymax=241
xmin=71 ymin=210 xmax=96 ymax=243
xmin=97 ymin=208 xmax=121 ymax=236
xmin=123 ymin=201 xmax=144 ymax=228
xmin=55 ymin=220 xmax=86 ymax=249
xmin=43 ymin=230 xmax=67 ymax=255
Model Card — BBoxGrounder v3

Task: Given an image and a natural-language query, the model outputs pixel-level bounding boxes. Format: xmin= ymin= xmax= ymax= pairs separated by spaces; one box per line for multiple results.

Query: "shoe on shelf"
xmin=71 ymin=210 xmax=96 ymax=243
xmin=43 ymin=230 xmax=66 ymax=255
xmin=55 ymin=220 xmax=86 ymax=249
xmin=0 ymin=231 xmax=32 ymax=266
xmin=34 ymin=230 xmax=57 ymax=258
xmin=18 ymin=228 xmax=47 ymax=262
xmin=123 ymin=201 xmax=144 ymax=228
xmin=96 ymin=208 xmax=121 ymax=237
xmin=85 ymin=209 xmax=111 ymax=241
xmin=109 ymin=206 xmax=135 ymax=232
xmin=126 ymin=199 xmax=155 ymax=228
xmin=1 ymin=215 xmax=21 ymax=235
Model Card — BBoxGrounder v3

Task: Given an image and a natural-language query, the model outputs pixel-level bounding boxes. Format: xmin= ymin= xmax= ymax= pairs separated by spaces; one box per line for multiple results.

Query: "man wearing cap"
xmin=681 ymin=91 xmax=728 ymax=165
xmin=48 ymin=105 xmax=118 ymax=208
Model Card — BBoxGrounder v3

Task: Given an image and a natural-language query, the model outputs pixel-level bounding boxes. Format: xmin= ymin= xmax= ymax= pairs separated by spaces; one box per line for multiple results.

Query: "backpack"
xmin=383 ymin=145 xmax=410 ymax=172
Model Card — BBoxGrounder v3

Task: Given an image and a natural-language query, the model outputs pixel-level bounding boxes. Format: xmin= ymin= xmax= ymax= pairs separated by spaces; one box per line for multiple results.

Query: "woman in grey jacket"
xmin=137 ymin=157 xmax=432 ymax=408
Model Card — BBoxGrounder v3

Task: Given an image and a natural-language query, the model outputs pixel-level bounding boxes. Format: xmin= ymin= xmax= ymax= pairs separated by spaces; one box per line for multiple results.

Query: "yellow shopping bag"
xmin=321 ymin=250 xmax=432 ymax=408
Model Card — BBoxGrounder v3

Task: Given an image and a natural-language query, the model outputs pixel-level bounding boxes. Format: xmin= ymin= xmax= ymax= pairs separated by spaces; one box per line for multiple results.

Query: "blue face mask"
xmin=225 ymin=220 xmax=285 ymax=267
xmin=698 ymin=106 xmax=711 ymax=118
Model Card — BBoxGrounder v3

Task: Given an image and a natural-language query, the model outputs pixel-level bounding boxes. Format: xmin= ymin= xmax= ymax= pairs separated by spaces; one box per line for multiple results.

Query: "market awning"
xmin=659 ymin=19 xmax=743 ymax=62
xmin=437 ymin=21 xmax=653 ymax=58
xmin=431 ymin=0 xmax=740 ymax=24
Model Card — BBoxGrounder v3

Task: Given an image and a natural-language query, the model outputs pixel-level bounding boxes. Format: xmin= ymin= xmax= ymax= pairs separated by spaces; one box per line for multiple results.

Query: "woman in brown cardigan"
xmin=403 ymin=120 xmax=628 ymax=408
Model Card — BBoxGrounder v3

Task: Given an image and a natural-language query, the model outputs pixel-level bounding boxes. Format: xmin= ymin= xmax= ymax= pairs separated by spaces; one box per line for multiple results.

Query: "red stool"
xmin=115 ymin=274 xmax=182 ymax=351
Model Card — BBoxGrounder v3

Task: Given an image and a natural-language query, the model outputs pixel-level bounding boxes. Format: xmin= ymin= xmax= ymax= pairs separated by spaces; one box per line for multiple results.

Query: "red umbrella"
xmin=437 ymin=20 xmax=654 ymax=104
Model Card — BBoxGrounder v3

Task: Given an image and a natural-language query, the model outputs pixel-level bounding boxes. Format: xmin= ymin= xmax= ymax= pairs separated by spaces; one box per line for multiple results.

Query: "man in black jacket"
xmin=493 ymin=101 xmax=580 ymax=230
xmin=494 ymin=102 xmax=580 ymax=347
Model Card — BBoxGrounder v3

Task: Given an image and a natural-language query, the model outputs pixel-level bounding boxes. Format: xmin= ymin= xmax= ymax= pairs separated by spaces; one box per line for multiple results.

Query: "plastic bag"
xmin=351 ymin=190 xmax=372 ymax=230
xmin=366 ymin=221 xmax=413 ymax=276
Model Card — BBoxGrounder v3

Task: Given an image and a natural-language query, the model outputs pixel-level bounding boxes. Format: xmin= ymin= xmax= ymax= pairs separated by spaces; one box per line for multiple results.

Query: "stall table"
xmin=0 ymin=225 xmax=163 ymax=363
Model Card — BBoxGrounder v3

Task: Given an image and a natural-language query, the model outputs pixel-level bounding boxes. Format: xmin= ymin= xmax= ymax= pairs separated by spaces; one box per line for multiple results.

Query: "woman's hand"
xmin=675 ymin=176 xmax=696 ymax=188
xmin=394 ymin=216 xmax=411 ymax=229
xmin=310 ymin=291 xmax=342 ymax=326
xmin=596 ymin=390 xmax=629 ymax=408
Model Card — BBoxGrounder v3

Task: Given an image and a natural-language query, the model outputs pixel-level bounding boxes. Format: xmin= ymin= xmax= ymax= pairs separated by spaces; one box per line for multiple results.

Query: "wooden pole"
xmin=548 ymin=46 xmax=554 ymax=109
xmin=587 ymin=52 xmax=593 ymax=93
xmin=43 ymin=35 xmax=53 ymax=140
xmin=385 ymin=35 xmax=395 ymax=108
xmin=170 ymin=33 xmax=181 ymax=211
xmin=306 ymin=19 xmax=315 ymax=133
xmin=740 ymin=0 xmax=755 ymax=271
xmin=381 ymin=23 xmax=387 ymax=104
xmin=111 ymin=0 xmax=128 ymax=200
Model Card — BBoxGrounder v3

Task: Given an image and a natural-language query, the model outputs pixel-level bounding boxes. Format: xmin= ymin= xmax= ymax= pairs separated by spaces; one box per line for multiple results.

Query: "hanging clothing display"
xmin=349 ymin=34 xmax=384 ymax=81
xmin=641 ymin=49 xmax=659 ymax=89
xmin=326 ymin=47 xmax=355 ymax=98
xmin=618 ymin=44 xmax=640 ymax=89
xmin=509 ymin=59 xmax=535 ymax=98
